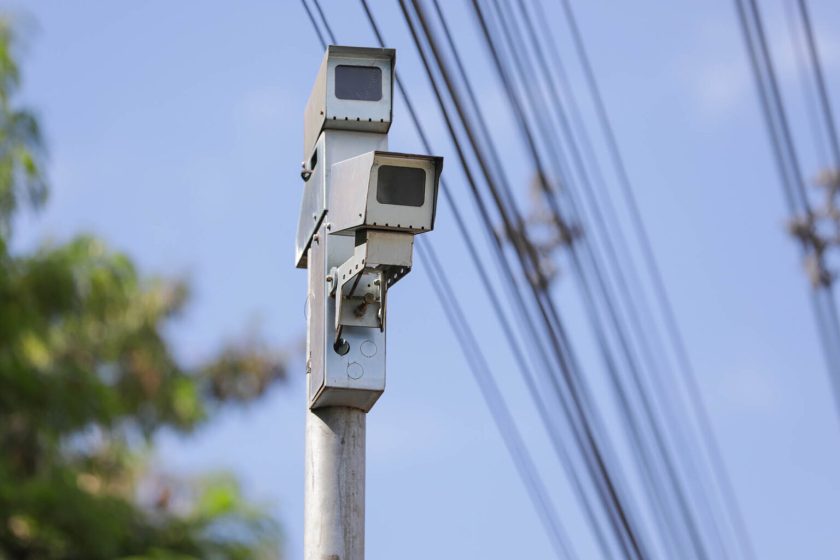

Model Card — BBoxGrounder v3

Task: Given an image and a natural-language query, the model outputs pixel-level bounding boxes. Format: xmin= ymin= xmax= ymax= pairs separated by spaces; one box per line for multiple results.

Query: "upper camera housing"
xmin=303 ymin=45 xmax=395 ymax=161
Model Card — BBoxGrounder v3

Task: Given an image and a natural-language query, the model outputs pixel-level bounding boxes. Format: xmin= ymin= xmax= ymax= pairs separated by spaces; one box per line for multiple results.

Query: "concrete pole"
xmin=304 ymin=406 xmax=366 ymax=560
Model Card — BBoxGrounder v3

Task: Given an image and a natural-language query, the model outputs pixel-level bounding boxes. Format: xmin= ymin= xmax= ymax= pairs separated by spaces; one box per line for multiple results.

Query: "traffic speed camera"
xmin=303 ymin=46 xmax=395 ymax=160
xmin=328 ymin=150 xmax=442 ymax=236
xmin=299 ymin=45 xmax=443 ymax=412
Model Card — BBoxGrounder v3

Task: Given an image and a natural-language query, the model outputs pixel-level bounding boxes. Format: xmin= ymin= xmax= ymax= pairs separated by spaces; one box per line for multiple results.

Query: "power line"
xmin=425 ymin=0 xmax=681 ymax=554
xmin=794 ymin=0 xmax=840 ymax=170
xmin=733 ymin=0 xmax=840 ymax=416
xmin=417 ymin=241 xmax=577 ymax=560
xmin=478 ymin=4 xmax=716 ymax=556
xmin=460 ymin=1 xmax=713 ymax=556
xmin=397 ymin=1 xmax=656 ymax=556
xmin=500 ymin=1 xmax=743 ymax=557
xmin=540 ymin=2 xmax=757 ymax=557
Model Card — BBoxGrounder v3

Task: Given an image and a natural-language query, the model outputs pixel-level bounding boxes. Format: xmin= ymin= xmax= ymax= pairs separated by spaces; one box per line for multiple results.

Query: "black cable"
xmin=512 ymin=3 xmax=734 ymax=556
xmin=397 ymin=1 xmax=649 ymax=557
xmin=400 ymin=1 xmax=650 ymax=557
xmin=417 ymin=241 xmax=577 ymax=560
xmin=357 ymin=1 xmax=616 ymax=555
xmin=785 ymin=0 xmax=832 ymax=171
xmin=298 ymin=0 xmax=327 ymax=48
xmin=310 ymin=0 xmax=336 ymax=46
xmin=424 ymin=2 xmax=619 ymax=556
xmin=424 ymin=0 xmax=679 ymax=555
xmin=734 ymin=0 xmax=840 ymax=416
xmin=795 ymin=0 xmax=840 ymax=170
xmin=548 ymin=3 xmax=760 ymax=556
xmin=745 ymin=0 xmax=810 ymax=211
xmin=459 ymin=0 xmax=707 ymax=556
xmin=812 ymin=288 xmax=840 ymax=410
xmin=487 ymin=2 xmax=712 ymax=554
xmin=783 ymin=1 xmax=840 ymax=409
xmin=486 ymin=2 xmax=728 ymax=557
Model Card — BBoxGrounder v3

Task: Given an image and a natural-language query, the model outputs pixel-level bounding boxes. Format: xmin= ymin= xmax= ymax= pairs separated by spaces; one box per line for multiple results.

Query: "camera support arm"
xmin=328 ymin=230 xmax=413 ymax=344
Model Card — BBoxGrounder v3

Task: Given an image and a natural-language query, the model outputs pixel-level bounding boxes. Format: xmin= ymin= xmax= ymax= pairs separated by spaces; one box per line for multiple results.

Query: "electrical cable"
xmin=479 ymin=1 xmax=730 ymax=557
xmin=794 ymin=0 xmax=840 ymax=170
xmin=452 ymin=0 xmax=708 ymax=556
xmin=419 ymin=1 xmax=680 ymax=556
xmin=397 ymin=1 xmax=652 ymax=557
xmin=734 ymin=0 xmax=840 ymax=416
xmin=546 ymin=3 xmax=760 ymax=555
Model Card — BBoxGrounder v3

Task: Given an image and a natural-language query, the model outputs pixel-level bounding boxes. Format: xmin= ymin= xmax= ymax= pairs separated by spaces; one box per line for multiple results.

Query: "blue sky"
xmin=9 ymin=1 xmax=840 ymax=558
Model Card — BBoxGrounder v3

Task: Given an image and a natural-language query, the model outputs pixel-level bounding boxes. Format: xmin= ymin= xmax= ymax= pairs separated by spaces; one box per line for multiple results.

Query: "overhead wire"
xmin=358 ymin=0 xmax=618 ymax=554
xmin=390 ymin=0 xmax=653 ymax=556
xmin=785 ymin=0 xmax=840 ymax=412
xmin=793 ymin=0 xmax=840 ymax=169
xmin=396 ymin=1 xmax=659 ymax=557
xmin=419 ymin=0 xmax=681 ymax=556
xmin=734 ymin=0 xmax=840 ymax=415
xmin=488 ymin=1 xmax=735 ymax=557
xmin=416 ymin=241 xmax=577 ymax=560
xmin=459 ymin=0 xmax=711 ymax=556
xmin=545 ymin=2 xmax=760 ymax=556
xmin=481 ymin=1 xmax=710 ymax=554
xmin=363 ymin=0 xmax=627 ymax=553
xmin=511 ymin=3 xmax=736 ymax=556
xmin=415 ymin=0 xmax=638 ymax=555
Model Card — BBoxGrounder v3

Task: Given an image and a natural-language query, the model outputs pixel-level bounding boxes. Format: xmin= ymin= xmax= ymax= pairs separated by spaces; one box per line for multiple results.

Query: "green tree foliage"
xmin=0 ymin=18 xmax=284 ymax=560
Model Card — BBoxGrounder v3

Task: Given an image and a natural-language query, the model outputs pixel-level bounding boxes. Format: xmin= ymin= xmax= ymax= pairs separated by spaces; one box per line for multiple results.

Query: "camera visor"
xmin=376 ymin=166 xmax=426 ymax=207
xmin=335 ymin=65 xmax=382 ymax=101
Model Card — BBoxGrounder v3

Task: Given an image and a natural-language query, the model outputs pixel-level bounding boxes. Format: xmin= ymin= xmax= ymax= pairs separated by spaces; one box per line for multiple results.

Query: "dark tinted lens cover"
xmin=376 ymin=166 xmax=426 ymax=207
xmin=335 ymin=65 xmax=382 ymax=101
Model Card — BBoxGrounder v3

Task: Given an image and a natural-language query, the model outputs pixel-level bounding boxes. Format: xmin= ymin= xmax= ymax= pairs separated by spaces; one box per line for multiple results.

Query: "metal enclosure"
xmin=327 ymin=151 xmax=442 ymax=236
xmin=298 ymin=45 xmax=441 ymax=412
xmin=307 ymin=222 xmax=386 ymax=411
xmin=299 ymin=44 xmax=444 ymax=560
xmin=295 ymin=131 xmax=387 ymax=268
xmin=303 ymin=46 xmax=395 ymax=161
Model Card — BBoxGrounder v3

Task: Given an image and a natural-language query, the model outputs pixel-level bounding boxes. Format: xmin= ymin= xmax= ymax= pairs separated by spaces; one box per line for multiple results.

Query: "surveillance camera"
xmin=303 ymin=46 xmax=396 ymax=161
xmin=327 ymin=150 xmax=443 ymax=237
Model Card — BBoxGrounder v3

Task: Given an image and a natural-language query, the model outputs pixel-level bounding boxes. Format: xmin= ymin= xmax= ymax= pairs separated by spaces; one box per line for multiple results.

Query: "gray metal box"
xmin=303 ymin=46 xmax=395 ymax=162
xmin=307 ymin=223 xmax=386 ymax=412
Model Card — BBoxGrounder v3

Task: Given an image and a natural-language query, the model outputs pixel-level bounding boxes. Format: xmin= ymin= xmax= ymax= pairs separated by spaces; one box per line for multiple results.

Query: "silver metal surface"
xmin=303 ymin=46 xmax=395 ymax=161
xmin=304 ymin=406 xmax=365 ymax=560
xmin=330 ymin=230 xmax=415 ymax=344
xmin=328 ymin=151 xmax=443 ymax=237
xmin=307 ymin=223 xmax=386 ymax=412
xmin=295 ymin=131 xmax=387 ymax=268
